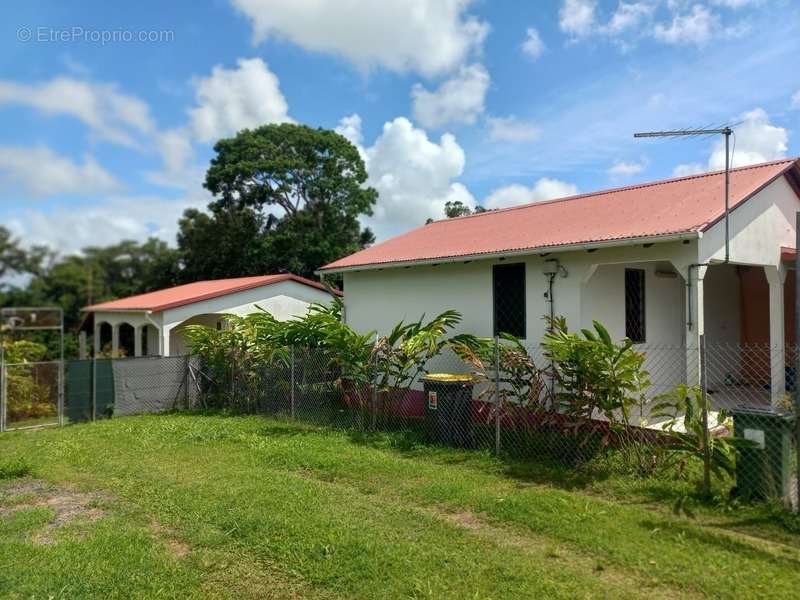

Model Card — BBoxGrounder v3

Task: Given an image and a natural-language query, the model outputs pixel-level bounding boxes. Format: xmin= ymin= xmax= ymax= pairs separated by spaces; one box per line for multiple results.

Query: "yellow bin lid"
xmin=422 ymin=373 xmax=474 ymax=383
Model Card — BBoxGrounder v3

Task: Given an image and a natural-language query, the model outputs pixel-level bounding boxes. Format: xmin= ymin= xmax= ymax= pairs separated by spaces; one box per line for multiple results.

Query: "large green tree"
xmin=24 ymin=238 xmax=178 ymax=330
xmin=0 ymin=226 xmax=49 ymax=285
xmin=177 ymin=205 xmax=272 ymax=282
xmin=179 ymin=123 xmax=377 ymax=279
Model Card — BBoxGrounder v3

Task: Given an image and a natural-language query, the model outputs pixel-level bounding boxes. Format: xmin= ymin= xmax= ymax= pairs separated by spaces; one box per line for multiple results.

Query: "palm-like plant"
xmin=542 ymin=317 xmax=651 ymax=429
xmin=185 ymin=296 xmax=463 ymax=421
xmin=374 ymin=310 xmax=462 ymax=393
xmin=651 ymin=384 xmax=752 ymax=480
xmin=449 ymin=333 xmax=550 ymax=423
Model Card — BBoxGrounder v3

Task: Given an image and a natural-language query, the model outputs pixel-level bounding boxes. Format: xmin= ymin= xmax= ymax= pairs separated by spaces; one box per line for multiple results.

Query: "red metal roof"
xmin=321 ymin=158 xmax=800 ymax=272
xmin=84 ymin=273 xmax=338 ymax=313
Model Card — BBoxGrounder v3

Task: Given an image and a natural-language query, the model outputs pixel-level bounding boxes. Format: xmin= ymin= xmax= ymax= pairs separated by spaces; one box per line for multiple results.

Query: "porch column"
xmin=93 ymin=323 xmax=102 ymax=357
xmin=685 ymin=265 xmax=707 ymax=387
xmin=765 ymin=265 xmax=787 ymax=406
xmin=134 ymin=325 xmax=143 ymax=358
xmin=111 ymin=323 xmax=120 ymax=358
xmin=161 ymin=325 xmax=171 ymax=357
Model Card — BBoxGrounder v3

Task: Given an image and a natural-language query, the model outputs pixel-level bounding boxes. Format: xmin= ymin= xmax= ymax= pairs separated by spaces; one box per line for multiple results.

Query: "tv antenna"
xmin=634 ymin=126 xmax=733 ymax=263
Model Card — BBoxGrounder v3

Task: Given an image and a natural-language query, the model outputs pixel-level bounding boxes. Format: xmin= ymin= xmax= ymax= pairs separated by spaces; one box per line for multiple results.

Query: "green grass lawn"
xmin=1 ymin=413 xmax=799 ymax=599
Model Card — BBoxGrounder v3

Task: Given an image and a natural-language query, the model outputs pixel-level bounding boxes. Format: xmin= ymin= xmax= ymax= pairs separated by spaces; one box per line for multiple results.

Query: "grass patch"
xmin=1 ymin=413 xmax=799 ymax=598
xmin=0 ymin=456 xmax=32 ymax=480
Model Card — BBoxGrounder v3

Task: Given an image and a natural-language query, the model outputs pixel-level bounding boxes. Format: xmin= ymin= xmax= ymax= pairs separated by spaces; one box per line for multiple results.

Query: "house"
xmin=82 ymin=273 xmax=338 ymax=357
xmin=320 ymin=158 xmax=800 ymax=407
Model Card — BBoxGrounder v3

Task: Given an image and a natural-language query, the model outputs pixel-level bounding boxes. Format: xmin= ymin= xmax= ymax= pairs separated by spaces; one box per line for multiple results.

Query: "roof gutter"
xmin=82 ymin=307 xmax=152 ymax=313
xmin=317 ymin=231 xmax=701 ymax=275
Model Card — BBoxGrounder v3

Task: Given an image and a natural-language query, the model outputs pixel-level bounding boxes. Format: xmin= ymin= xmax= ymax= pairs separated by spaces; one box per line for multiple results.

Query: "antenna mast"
xmin=634 ymin=127 xmax=733 ymax=263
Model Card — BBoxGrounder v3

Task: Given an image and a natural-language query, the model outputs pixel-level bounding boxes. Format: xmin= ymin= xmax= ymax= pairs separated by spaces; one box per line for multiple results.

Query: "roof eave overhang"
xmin=82 ymin=307 xmax=155 ymax=314
xmin=317 ymin=231 xmax=701 ymax=275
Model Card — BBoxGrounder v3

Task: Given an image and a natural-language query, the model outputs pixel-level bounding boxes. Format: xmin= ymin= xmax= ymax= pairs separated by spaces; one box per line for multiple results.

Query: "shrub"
xmin=651 ymin=384 xmax=753 ymax=481
xmin=185 ymin=298 xmax=462 ymax=421
xmin=0 ymin=456 xmax=32 ymax=479
xmin=450 ymin=332 xmax=550 ymax=414
xmin=2 ymin=340 xmax=55 ymax=422
xmin=542 ymin=317 xmax=651 ymax=430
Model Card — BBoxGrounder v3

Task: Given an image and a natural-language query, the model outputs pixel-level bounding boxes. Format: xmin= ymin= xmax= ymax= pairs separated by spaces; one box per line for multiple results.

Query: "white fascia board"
xmin=317 ymin=231 xmax=701 ymax=275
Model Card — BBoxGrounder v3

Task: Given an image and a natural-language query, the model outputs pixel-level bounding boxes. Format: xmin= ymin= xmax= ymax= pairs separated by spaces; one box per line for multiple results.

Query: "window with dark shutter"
xmin=493 ymin=263 xmax=526 ymax=338
xmin=625 ymin=268 xmax=646 ymax=343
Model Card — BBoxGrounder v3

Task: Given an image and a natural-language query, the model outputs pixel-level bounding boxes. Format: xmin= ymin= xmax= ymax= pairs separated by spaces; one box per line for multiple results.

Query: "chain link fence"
xmin=0 ymin=361 xmax=62 ymax=431
xmin=192 ymin=339 xmax=797 ymax=511
xmin=60 ymin=355 xmax=199 ymax=423
xmin=1 ymin=340 xmax=796 ymax=511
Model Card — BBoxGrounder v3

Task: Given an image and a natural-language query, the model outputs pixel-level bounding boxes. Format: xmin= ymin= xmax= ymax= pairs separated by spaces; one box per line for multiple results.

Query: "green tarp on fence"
xmin=65 ymin=359 xmax=114 ymax=422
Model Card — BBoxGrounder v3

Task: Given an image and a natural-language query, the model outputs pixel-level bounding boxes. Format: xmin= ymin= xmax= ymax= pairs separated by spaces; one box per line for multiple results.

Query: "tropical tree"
xmin=181 ymin=123 xmax=377 ymax=279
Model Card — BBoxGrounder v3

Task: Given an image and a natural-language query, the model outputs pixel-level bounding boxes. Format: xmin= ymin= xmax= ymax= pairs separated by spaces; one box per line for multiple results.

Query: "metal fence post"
xmin=91 ymin=355 xmax=97 ymax=422
xmin=290 ymin=345 xmax=296 ymax=421
xmin=0 ymin=360 xmax=6 ymax=433
xmin=795 ymin=211 xmax=800 ymax=511
xmin=699 ymin=334 xmax=711 ymax=497
xmin=371 ymin=340 xmax=378 ymax=431
xmin=58 ymin=324 xmax=64 ymax=427
xmin=494 ymin=335 xmax=501 ymax=455
xmin=184 ymin=356 xmax=189 ymax=409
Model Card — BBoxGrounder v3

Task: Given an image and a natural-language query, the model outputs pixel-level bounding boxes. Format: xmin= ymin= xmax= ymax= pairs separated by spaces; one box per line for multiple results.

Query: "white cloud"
xmin=338 ymin=115 xmax=476 ymax=238
xmin=335 ymin=114 xmax=365 ymax=148
xmin=148 ymin=58 xmax=293 ymax=188
xmin=710 ymin=0 xmax=760 ymax=8
xmin=146 ymin=128 xmax=201 ymax=189
xmin=487 ymin=116 xmax=540 ymax=143
xmin=522 ymin=27 xmax=545 ymax=60
xmin=6 ymin=191 xmax=211 ymax=255
xmin=0 ymin=77 xmax=153 ymax=147
xmin=411 ymin=64 xmax=490 ymax=129
xmin=653 ymin=4 xmax=718 ymax=45
xmin=189 ymin=58 xmax=292 ymax=143
xmin=710 ymin=108 xmax=787 ymax=169
xmin=483 ymin=178 xmax=578 ymax=210
xmin=670 ymin=108 xmax=788 ymax=176
xmin=672 ymin=162 xmax=706 ymax=177
xmin=0 ymin=146 xmax=122 ymax=196
xmin=558 ymin=1 xmax=748 ymax=47
xmin=604 ymin=2 xmax=655 ymax=35
xmin=791 ymin=90 xmax=800 ymax=110
xmin=560 ymin=0 xmax=597 ymax=37
xmin=231 ymin=0 xmax=489 ymax=77
xmin=608 ymin=160 xmax=645 ymax=178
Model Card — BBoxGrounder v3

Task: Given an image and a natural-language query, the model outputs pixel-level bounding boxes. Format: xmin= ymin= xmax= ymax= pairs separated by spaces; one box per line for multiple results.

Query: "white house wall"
xmin=343 ymin=240 xmax=697 ymax=343
xmin=343 ymin=240 xmax=696 ymax=391
xmin=581 ymin=262 xmax=685 ymax=344
xmin=703 ymin=264 xmax=741 ymax=345
xmin=161 ymin=280 xmax=334 ymax=329
xmin=700 ymin=176 xmax=799 ymax=267
xmin=161 ymin=280 xmax=335 ymax=356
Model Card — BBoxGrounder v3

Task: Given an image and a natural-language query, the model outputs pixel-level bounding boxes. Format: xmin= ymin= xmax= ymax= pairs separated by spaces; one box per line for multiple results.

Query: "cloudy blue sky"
xmin=0 ymin=0 xmax=798 ymax=255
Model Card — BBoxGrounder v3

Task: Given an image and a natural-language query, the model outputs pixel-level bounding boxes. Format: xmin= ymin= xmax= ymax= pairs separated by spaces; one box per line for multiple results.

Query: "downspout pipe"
xmin=546 ymin=273 xmax=555 ymax=326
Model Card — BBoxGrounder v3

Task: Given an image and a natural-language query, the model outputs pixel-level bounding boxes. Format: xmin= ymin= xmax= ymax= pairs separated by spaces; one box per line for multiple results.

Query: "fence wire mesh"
xmin=192 ymin=339 xmax=797 ymax=510
xmin=0 ymin=361 xmax=61 ymax=431
xmin=61 ymin=355 xmax=198 ymax=423
xmin=2 ymin=339 xmax=797 ymax=510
